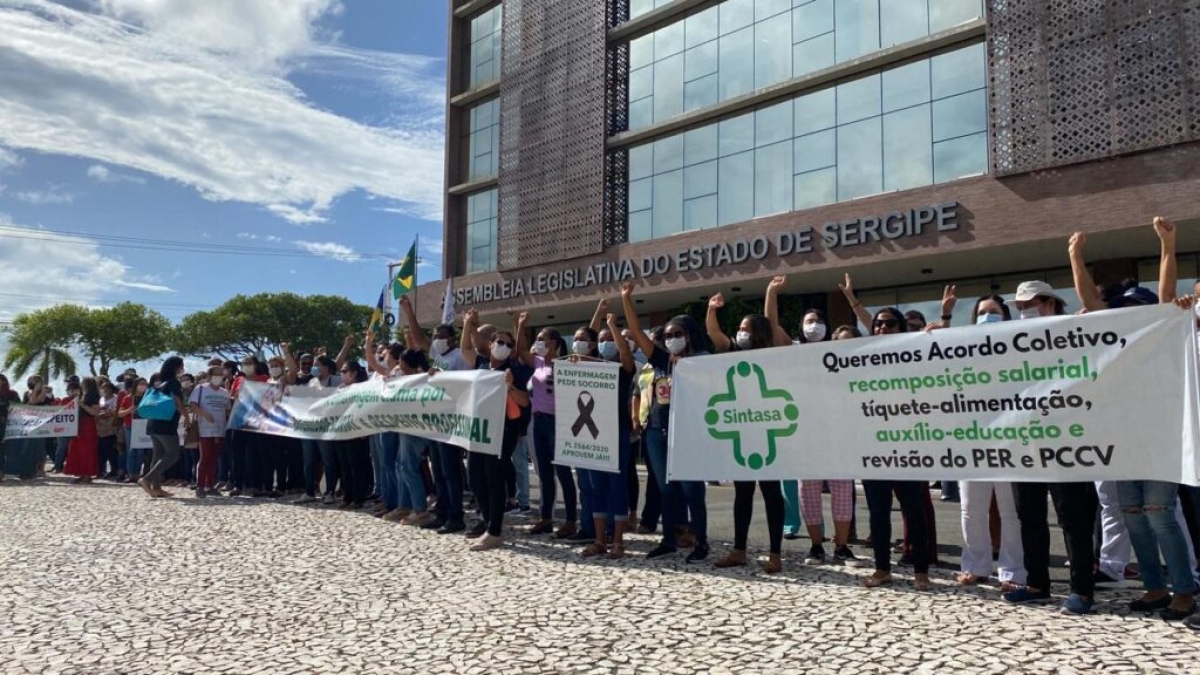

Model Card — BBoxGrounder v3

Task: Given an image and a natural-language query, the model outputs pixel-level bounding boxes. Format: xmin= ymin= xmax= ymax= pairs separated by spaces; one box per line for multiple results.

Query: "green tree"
xmin=2 ymin=302 xmax=170 ymax=378
xmin=172 ymin=293 xmax=377 ymax=360
xmin=2 ymin=344 xmax=78 ymax=383
xmin=3 ymin=304 xmax=87 ymax=381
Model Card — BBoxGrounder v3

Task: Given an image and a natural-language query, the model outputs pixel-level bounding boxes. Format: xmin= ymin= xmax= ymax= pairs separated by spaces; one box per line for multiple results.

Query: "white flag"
xmin=440 ymin=277 xmax=456 ymax=326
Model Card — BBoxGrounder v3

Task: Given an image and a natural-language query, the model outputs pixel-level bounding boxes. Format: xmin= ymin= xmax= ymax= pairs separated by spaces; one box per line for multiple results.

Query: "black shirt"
xmin=147 ymin=379 xmax=183 ymax=436
xmin=646 ymin=348 xmax=706 ymax=430
xmin=484 ymin=356 xmax=533 ymax=435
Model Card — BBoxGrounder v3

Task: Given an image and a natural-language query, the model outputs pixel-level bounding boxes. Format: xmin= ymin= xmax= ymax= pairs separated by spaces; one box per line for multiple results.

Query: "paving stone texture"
xmin=1 ymin=478 xmax=1197 ymax=674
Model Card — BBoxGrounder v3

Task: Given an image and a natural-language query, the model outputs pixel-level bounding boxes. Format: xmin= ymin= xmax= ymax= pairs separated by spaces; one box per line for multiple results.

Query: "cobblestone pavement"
xmin=2 ymin=478 xmax=1197 ymax=675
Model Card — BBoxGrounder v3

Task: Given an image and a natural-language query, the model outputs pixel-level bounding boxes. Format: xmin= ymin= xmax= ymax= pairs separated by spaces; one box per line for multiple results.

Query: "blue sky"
xmin=0 ymin=0 xmax=449 ymax=344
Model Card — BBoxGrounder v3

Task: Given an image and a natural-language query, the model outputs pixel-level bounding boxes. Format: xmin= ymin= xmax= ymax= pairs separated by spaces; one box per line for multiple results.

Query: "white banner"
xmin=5 ymin=401 xmax=78 ymax=439
xmin=230 ymin=371 xmax=506 ymax=455
xmin=554 ymin=360 xmax=621 ymax=473
xmin=131 ymin=419 xmax=153 ymax=449
xmin=668 ymin=305 xmax=1200 ymax=484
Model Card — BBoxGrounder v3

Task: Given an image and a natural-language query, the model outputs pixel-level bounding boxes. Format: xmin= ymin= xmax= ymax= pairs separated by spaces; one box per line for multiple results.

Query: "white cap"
xmin=1008 ymin=280 xmax=1065 ymax=304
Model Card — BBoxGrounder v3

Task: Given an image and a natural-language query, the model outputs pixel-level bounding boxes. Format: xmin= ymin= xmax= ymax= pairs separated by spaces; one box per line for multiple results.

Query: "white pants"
xmin=960 ymin=481 xmax=1026 ymax=584
xmin=1095 ymin=480 xmax=1131 ymax=578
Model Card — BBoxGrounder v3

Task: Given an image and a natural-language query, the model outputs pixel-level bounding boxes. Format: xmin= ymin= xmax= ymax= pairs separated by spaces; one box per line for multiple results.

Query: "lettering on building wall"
xmin=455 ymin=201 xmax=960 ymax=306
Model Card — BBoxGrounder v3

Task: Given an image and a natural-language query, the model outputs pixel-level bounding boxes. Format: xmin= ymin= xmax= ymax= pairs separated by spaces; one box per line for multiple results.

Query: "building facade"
xmin=419 ymin=0 xmax=1200 ymax=332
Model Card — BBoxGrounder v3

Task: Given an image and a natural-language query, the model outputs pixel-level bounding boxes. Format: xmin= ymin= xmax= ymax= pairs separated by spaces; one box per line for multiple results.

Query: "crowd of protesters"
xmin=2 ymin=218 xmax=1200 ymax=626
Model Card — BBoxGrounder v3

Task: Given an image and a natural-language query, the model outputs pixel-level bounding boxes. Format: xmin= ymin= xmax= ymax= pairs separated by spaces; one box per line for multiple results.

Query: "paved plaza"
xmin=1 ymin=477 xmax=1197 ymax=675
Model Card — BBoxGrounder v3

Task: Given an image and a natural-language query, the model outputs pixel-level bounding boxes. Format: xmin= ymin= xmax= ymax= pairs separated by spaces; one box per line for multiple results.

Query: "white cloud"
xmin=86 ymin=163 xmax=145 ymax=184
xmin=236 ymin=232 xmax=282 ymax=243
xmin=294 ymin=240 xmax=360 ymax=263
xmin=0 ymin=146 xmax=21 ymax=171
xmin=13 ymin=187 xmax=75 ymax=205
xmin=0 ymin=1 xmax=444 ymax=224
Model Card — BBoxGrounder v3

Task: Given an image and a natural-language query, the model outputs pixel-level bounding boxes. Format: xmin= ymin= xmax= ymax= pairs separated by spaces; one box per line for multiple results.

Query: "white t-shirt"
xmin=432 ymin=347 xmax=467 ymax=372
xmin=190 ymin=385 xmax=232 ymax=438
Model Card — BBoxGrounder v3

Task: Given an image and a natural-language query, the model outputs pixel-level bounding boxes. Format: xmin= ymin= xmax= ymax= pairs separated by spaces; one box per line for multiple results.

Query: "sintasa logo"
xmin=704 ymin=361 xmax=799 ymax=470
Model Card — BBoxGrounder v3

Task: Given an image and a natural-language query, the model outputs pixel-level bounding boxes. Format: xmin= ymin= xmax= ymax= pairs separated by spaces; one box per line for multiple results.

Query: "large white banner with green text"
xmin=231 ymin=371 xmax=506 ymax=455
xmin=667 ymin=305 xmax=1200 ymax=484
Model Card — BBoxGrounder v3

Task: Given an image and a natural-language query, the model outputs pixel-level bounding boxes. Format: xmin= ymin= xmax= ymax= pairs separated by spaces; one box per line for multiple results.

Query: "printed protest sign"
xmin=553 ymin=359 xmax=621 ymax=473
xmin=5 ymin=400 xmax=78 ymax=439
xmin=230 ymin=370 xmax=506 ymax=455
xmin=131 ymin=419 xmax=153 ymax=449
xmin=668 ymin=305 xmax=1200 ymax=484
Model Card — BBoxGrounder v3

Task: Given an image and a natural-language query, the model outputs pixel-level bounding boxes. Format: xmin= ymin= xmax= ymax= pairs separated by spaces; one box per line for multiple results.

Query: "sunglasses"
xmin=664 ymin=331 xmax=686 ymax=339
xmin=873 ymin=318 xmax=900 ymax=328
xmin=493 ymin=340 xmax=514 ymax=348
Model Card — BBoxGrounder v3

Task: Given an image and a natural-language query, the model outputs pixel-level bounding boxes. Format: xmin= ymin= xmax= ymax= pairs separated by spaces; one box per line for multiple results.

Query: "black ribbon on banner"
xmin=570 ymin=391 xmax=599 ymax=439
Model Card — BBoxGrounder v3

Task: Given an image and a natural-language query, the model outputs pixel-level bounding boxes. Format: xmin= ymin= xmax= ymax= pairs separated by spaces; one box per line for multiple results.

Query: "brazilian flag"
xmin=393 ymin=238 xmax=417 ymax=299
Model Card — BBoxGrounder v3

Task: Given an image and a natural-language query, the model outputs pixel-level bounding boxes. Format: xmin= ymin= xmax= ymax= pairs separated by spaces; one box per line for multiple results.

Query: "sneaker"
xmin=833 ymin=546 xmax=863 ymax=567
xmin=465 ymin=521 xmax=488 ymax=539
xmin=293 ymin=495 xmax=318 ymax=505
xmin=1183 ymin=612 xmax=1200 ymax=630
xmin=645 ymin=544 xmax=677 ymax=560
xmin=783 ymin=531 xmax=801 ymax=541
xmin=685 ymin=543 xmax=710 ymax=563
xmin=804 ymin=545 xmax=827 ymax=565
xmin=229 ymin=488 xmax=244 ymax=497
xmin=1060 ymin=594 xmax=1094 ymax=615
xmin=517 ymin=505 xmax=532 ymax=515
xmin=567 ymin=530 xmax=593 ymax=542
xmin=422 ymin=518 xmax=447 ymax=531
xmin=322 ymin=494 xmax=335 ymax=505
xmin=194 ymin=489 xmax=207 ymax=499
xmin=470 ymin=534 xmax=503 ymax=552
xmin=437 ymin=520 xmax=466 ymax=535
xmin=1002 ymin=587 xmax=1052 ymax=604
xmin=1093 ymin=570 xmax=1122 ymax=586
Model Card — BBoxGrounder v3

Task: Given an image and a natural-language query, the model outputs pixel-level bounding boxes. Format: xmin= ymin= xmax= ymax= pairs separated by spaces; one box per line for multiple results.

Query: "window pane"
xmin=655 ymin=20 xmax=685 ymax=59
xmin=793 ymin=129 xmax=836 ymax=173
xmin=629 ymin=177 xmax=653 ymax=212
xmin=629 ymin=144 xmax=653 ymax=180
xmin=685 ymin=40 xmax=719 ymax=81
xmin=931 ymin=0 xmax=983 ymax=32
xmin=932 ymin=42 xmax=986 ymax=99
xmin=794 ymin=87 xmax=836 ymax=135
xmin=685 ymin=125 xmax=719 ymax=165
xmin=755 ymin=140 xmax=793 ymax=217
xmin=755 ymin=12 xmax=793 ymax=89
xmin=652 ymin=169 xmax=684 ymax=237
xmin=720 ymin=0 xmax=754 ymax=35
xmin=793 ymin=167 xmax=837 ymax=210
xmin=837 ymin=73 xmax=881 ymax=124
xmin=718 ymin=151 xmax=755 ymax=225
xmin=684 ymin=73 xmax=719 ymax=110
xmin=653 ymin=53 xmax=685 ymax=122
xmin=684 ymin=160 xmax=718 ymax=199
xmin=685 ymin=194 xmax=719 ymax=231
xmin=469 ymin=246 xmax=492 ymax=274
xmin=629 ymin=98 xmax=653 ymax=129
xmin=631 ymin=35 xmax=654 ymax=70
xmin=719 ymin=114 xmax=755 ymax=156
xmin=933 ymin=132 xmax=987 ymax=183
xmin=630 ymin=0 xmax=655 ymax=20
xmin=792 ymin=33 xmax=835 ymax=76
xmin=835 ymin=0 xmax=880 ymax=62
xmin=686 ymin=7 xmax=720 ymax=48
xmin=756 ymin=100 xmax=793 ymax=147
xmin=882 ymin=60 xmax=930 ymax=113
xmin=883 ymin=104 xmax=933 ymax=192
xmin=630 ymin=66 xmax=653 ymax=101
xmin=837 ymin=117 xmax=882 ymax=200
xmin=793 ymin=0 xmax=834 ymax=42
xmin=468 ymin=5 xmax=503 ymax=89
xmin=719 ymin=26 xmax=755 ymax=100
xmin=629 ymin=210 xmax=653 ymax=243
xmin=756 ymin=0 xmax=792 ymax=21
xmin=653 ymin=134 xmax=685 ymax=173
xmin=881 ymin=0 xmax=929 ymax=48
xmin=932 ymin=89 xmax=986 ymax=141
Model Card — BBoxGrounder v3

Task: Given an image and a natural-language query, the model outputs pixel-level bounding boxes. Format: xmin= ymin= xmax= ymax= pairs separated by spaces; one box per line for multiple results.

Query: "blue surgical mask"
xmin=975 ymin=313 xmax=1004 ymax=325
xmin=598 ymin=341 xmax=618 ymax=359
xmin=310 ymin=366 xmax=320 ymax=377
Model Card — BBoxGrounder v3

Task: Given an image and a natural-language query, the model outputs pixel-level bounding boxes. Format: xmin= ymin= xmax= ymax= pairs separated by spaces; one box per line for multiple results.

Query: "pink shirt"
xmin=530 ymin=355 xmax=555 ymax=415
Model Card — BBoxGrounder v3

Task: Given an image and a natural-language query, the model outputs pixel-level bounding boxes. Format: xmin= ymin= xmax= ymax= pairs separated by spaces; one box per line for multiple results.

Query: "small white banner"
xmin=230 ymin=371 xmax=506 ymax=455
xmin=667 ymin=305 xmax=1200 ymax=484
xmin=554 ymin=359 xmax=622 ymax=473
xmin=131 ymin=419 xmax=153 ymax=449
xmin=5 ymin=401 xmax=79 ymax=439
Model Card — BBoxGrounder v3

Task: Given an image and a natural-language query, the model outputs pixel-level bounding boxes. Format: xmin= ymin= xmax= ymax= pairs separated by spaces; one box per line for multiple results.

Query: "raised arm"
xmin=621 ymin=283 xmax=656 ymax=358
xmin=280 ymin=343 xmax=298 ymax=385
xmin=334 ymin=335 xmax=355 ymax=370
xmin=589 ymin=299 xmax=610 ymax=333
xmin=607 ymin=312 xmax=635 ymax=373
xmin=460 ymin=309 xmax=480 ymax=365
xmin=1068 ymin=232 xmax=1105 ymax=312
xmin=514 ymin=311 xmax=534 ymax=367
xmin=764 ymin=275 xmax=792 ymax=346
xmin=1154 ymin=216 xmax=1178 ymax=303
xmin=363 ymin=332 xmax=387 ymax=377
xmin=925 ymin=285 xmax=958 ymax=332
xmin=838 ymin=273 xmax=874 ymax=330
xmin=399 ymin=295 xmax=428 ymax=352
xmin=706 ymin=293 xmax=732 ymax=353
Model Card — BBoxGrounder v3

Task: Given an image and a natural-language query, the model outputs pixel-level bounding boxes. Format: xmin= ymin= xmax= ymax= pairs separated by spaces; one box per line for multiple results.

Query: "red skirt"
xmin=65 ymin=416 xmax=99 ymax=478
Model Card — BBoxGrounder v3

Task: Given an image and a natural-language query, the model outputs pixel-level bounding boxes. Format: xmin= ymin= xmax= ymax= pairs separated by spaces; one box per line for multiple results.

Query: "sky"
xmin=0 ymin=0 xmax=448 ymax=380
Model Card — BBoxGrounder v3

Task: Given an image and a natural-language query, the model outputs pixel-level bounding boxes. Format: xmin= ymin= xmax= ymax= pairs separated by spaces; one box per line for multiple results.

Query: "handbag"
xmin=136 ymin=386 xmax=177 ymax=421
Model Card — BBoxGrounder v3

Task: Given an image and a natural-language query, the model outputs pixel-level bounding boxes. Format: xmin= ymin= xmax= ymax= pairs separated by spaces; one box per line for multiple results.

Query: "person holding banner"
xmin=65 ymin=377 xmax=102 ymax=485
xmin=461 ymin=309 xmax=532 ymax=551
xmin=706 ymin=293 xmax=787 ymax=573
xmin=622 ymin=282 xmax=711 ymax=563
xmin=334 ymin=360 xmax=374 ymax=509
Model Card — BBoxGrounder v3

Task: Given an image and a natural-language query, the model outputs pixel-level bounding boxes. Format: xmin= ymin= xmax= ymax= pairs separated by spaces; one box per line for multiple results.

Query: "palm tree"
xmin=2 ymin=343 xmax=77 ymax=383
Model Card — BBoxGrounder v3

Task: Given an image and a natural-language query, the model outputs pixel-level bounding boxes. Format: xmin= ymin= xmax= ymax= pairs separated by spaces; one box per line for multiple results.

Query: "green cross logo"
xmin=704 ymin=361 xmax=798 ymax=470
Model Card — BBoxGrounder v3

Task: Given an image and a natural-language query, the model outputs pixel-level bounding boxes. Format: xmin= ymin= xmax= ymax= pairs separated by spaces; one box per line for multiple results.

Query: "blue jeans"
xmin=122 ymin=429 xmax=142 ymax=476
xmin=532 ymin=413 xmax=577 ymax=522
xmin=644 ymin=427 xmax=706 ymax=548
xmin=577 ymin=468 xmax=596 ymax=539
xmin=431 ymin=442 xmax=465 ymax=523
xmin=301 ymin=439 xmax=320 ymax=497
xmin=368 ymin=434 xmax=384 ymax=498
xmin=55 ymin=436 xmax=70 ymax=473
xmin=399 ymin=434 xmax=430 ymax=512
xmin=379 ymin=433 xmax=400 ymax=510
xmin=590 ymin=433 xmax=631 ymax=522
xmin=1117 ymin=480 xmax=1198 ymax=595
xmin=512 ymin=435 xmax=530 ymax=509
xmin=217 ymin=435 xmax=230 ymax=483
xmin=319 ymin=440 xmax=339 ymax=496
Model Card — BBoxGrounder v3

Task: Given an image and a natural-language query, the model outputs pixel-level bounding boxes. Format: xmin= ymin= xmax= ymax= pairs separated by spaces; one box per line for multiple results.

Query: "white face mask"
xmin=572 ymin=341 xmax=591 ymax=356
xmin=976 ymin=313 xmax=1004 ymax=325
xmin=802 ymin=323 xmax=827 ymax=342
xmin=210 ymin=375 xmax=224 ymax=387
xmin=491 ymin=343 xmax=512 ymax=360
xmin=665 ymin=337 xmax=687 ymax=355
xmin=735 ymin=331 xmax=752 ymax=349
xmin=431 ymin=339 xmax=450 ymax=356
xmin=269 ymin=367 xmax=283 ymax=379
xmin=533 ymin=341 xmax=548 ymax=357
xmin=1018 ymin=307 xmax=1041 ymax=321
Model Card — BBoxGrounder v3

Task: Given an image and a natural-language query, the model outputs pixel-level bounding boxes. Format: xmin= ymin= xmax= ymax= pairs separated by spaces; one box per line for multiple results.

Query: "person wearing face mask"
xmin=117 ymin=377 xmax=140 ymax=482
xmin=461 ymin=310 xmax=533 ymax=551
xmin=1000 ymin=279 xmax=1102 ymax=615
xmin=515 ymin=314 xmax=578 ymax=538
xmin=617 ymin=326 xmax=644 ymax=521
xmin=333 ymin=360 xmax=373 ymax=509
xmin=623 ymin=282 xmax=710 ymax=562
xmin=139 ymin=357 xmax=189 ymax=499
xmin=566 ymin=323 xmax=607 ymax=545
xmin=396 ymin=348 xmax=436 ymax=526
xmin=293 ymin=355 xmax=340 ymax=505
xmin=705 ymin=294 xmax=788 ymax=573
xmin=765 ymin=276 xmax=811 ymax=542
xmin=190 ymin=366 xmax=231 ymax=498
xmin=632 ymin=326 xmax=666 ymax=535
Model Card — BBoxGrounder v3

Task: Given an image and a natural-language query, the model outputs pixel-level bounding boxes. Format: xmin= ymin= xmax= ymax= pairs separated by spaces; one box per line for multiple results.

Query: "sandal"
xmin=607 ymin=545 xmax=626 ymax=560
xmin=863 ymin=572 xmax=893 ymax=588
xmin=580 ymin=542 xmax=607 ymax=558
xmin=914 ymin=574 xmax=933 ymax=591
xmin=957 ymin=573 xmax=984 ymax=586
xmin=761 ymin=555 xmax=783 ymax=574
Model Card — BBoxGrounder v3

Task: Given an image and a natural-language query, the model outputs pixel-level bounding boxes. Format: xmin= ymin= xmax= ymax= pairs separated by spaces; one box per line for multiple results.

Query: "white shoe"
xmin=470 ymin=534 xmax=504 ymax=552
